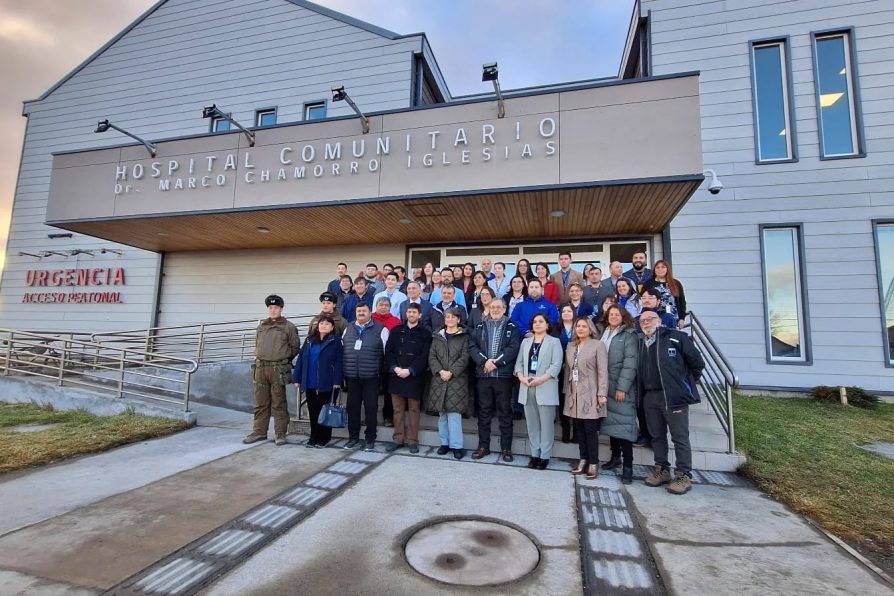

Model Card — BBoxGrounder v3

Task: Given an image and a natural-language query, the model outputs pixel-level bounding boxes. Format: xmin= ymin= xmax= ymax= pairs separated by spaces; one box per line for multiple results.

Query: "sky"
xmin=0 ymin=0 xmax=635 ymax=270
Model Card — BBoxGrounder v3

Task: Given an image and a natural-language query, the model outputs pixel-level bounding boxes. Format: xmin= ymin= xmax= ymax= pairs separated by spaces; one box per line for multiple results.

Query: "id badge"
xmin=572 ymin=368 xmax=579 ymax=382
xmin=354 ymin=339 xmax=363 ymax=350
xmin=530 ymin=355 xmax=539 ymax=374
xmin=666 ymin=304 xmax=672 ymax=314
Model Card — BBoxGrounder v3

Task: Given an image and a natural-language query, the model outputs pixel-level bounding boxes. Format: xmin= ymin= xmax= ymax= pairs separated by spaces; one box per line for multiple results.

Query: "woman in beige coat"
xmin=564 ymin=317 xmax=608 ymax=479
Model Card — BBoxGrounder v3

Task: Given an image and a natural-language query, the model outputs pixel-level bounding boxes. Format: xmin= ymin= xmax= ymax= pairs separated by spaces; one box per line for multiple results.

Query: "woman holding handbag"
xmin=292 ymin=315 xmax=343 ymax=448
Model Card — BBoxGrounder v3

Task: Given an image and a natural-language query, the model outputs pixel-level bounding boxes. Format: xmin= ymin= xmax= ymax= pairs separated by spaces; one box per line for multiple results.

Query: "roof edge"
xmin=24 ymin=0 xmax=170 ymax=108
xmin=284 ymin=0 xmax=401 ymax=39
xmin=23 ymin=0 xmax=407 ymax=111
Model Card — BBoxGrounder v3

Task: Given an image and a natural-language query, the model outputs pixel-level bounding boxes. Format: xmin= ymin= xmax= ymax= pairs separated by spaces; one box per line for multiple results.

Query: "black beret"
xmin=265 ymin=294 xmax=284 ymax=307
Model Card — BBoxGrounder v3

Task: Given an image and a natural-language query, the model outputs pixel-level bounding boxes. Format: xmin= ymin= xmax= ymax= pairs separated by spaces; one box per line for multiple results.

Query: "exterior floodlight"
xmin=704 ymin=169 xmax=724 ymax=195
xmin=201 ymin=104 xmax=256 ymax=146
xmin=482 ymin=62 xmax=505 ymax=118
xmin=95 ymin=119 xmax=157 ymax=157
xmin=331 ymin=86 xmax=370 ymax=134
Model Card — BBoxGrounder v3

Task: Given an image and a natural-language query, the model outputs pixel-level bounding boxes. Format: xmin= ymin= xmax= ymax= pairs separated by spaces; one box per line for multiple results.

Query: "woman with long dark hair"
xmin=552 ymin=303 xmax=576 ymax=443
xmin=515 ymin=258 xmax=534 ymax=284
xmin=643 ymin=259 xmax=687 ymax=329
xmin=506 ymin=274 xmax=528 ymax=317
xmin=564 ymin=317 xmax=608 ymax=480
xmin=292 ymin=315 xmax=343 ymax=448
xmin=468 ymin=270 xmax=490 ymax=311
xmin=615 ymin=278 xmax=642 ymax=319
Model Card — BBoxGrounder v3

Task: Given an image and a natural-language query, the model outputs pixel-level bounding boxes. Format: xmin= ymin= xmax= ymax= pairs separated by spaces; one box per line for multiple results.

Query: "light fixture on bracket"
xmin=202 ymin=104 xmax=255 ymax=146
xmin=331 ymin=86 xmax=370 ymax=134
xmin=95 ymin=119 xmax=157 ymax=157
xmin=482 ymin=62 xmax=505 ymax=119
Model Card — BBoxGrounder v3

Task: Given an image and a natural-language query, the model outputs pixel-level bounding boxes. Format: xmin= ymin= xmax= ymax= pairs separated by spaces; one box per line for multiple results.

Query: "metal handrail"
xmin=1 ymin=329 xmax=198 ymax=411
xmin=92 ymin=315 xmax=312 ymax=364
xmin=685 ymin=311 xmax=739 ymax=453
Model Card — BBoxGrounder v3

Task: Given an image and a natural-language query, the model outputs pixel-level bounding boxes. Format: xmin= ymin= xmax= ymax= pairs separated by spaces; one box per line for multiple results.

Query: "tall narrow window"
xmin=874 ymin=222 xmax=894 ymax=366
xmin=813 ymin=31 xmax=863 ymax=158
xmin=761 ymin=226 xmax=809 ymax=363
xmin=750 ymin=39 xmax=795 ymax=162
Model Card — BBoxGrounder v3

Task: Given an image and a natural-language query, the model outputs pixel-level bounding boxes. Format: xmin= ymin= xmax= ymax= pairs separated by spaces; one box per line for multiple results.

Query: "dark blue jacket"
xmin=636 ymin=328 xmax=704 ymax=409
xmin=341 ymin=291 xmax=374 ymax=323
xmin=292 ymin=334 xmax=343 ymax=389
xmin=399 ymin=300 xmax=433 ymax=330
xmin=469 ymin=317 xmax=521 ymax=378
xmin=510 ymin=297 xmax=559 ymax=335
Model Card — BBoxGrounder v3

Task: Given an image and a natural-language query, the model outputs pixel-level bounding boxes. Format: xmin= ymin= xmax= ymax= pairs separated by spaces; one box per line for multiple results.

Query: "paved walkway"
xmin=0 ymin=424 xmax=889 ymax=595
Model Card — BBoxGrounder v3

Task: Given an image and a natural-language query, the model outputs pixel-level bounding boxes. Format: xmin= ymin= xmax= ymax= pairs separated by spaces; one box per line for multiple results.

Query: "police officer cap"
xmin=264 ymin=294 xmax=284 ymax=308
xmin=319 ymin=291 xmax=337 ymax=303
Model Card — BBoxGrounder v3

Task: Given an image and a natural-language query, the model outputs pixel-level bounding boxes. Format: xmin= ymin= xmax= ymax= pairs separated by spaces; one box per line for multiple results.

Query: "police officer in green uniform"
xmin=243 ymin=295 xmax=301 ymax=445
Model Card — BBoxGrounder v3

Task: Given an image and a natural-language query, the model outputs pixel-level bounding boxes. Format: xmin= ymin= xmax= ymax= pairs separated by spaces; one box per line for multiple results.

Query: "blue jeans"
xmin=438 ymin=412 xmax=464 ymax=449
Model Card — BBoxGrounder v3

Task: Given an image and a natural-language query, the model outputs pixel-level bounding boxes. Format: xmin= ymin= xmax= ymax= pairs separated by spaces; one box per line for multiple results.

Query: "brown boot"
xmin=571 ymin=459 xmax=587 ymax=475
xmin=585 ymin=464 xmax=599 ymax=480
xmin=242 ymin=432 xmax=268 ymax=444
xmin=667 ymin=472 xmax=692 ymax=495
xmin=644 ymin=466 xmax=671 ymax=487
xmin=274 ymin=434 xmax=287 ymax=446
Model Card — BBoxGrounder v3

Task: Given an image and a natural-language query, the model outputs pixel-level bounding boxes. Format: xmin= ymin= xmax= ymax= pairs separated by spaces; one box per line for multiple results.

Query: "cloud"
xmin=0 ymin=12 xmax=55 ymax=46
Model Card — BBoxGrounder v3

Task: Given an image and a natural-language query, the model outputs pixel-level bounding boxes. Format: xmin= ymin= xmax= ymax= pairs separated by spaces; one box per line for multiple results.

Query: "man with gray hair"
xmin=431 ymin=284 xmax=468 ymax=330
xmin=469 ymin=298 xmax=520 ymax=461
xmin=637 ymin=310 xmax=704 ymax=495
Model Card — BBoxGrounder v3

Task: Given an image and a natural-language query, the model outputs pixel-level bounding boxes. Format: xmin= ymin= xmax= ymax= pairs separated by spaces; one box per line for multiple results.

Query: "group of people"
xmin=246 ymin=250 xmax=705 ymax=495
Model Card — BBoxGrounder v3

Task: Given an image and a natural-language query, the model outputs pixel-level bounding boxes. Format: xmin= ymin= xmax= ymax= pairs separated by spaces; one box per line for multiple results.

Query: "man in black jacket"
xmin=469 ymin=298 xmax=521 ymax=462
xmin=637 ymin=311 xmax=705 ymax=495
xmin=384 ymin=304 xmax=432 ymax=453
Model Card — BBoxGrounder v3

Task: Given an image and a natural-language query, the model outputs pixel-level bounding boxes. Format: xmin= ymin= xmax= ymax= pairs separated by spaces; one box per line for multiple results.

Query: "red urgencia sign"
xmin=21 ymin=268 xmax=126 ymax=304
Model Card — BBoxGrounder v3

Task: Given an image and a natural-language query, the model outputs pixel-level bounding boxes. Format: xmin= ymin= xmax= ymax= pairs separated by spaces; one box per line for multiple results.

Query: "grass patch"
xmin=734 ymin=395 xmax=894 ymax=561
xmin=0 ymin=402 xmax=189 ymax=474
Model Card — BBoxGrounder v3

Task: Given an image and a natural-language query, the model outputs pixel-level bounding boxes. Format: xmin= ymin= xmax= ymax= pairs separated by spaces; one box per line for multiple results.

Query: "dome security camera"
xmin=705 ymin=169 xmax=723 ymax=195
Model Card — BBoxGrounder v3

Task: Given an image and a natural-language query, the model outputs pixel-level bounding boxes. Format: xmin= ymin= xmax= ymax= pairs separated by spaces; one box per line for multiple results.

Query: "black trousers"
xmin=643 ymin=389 xmax=692 ymax=475
xmin=305 ymin=388 xmax=334 ymax=445
xmin=574 ymin=418 xmax=602 ymax=463
xmin=380 ymin=375 xmax=393 ymax=422
xmin=637 ymin=399 xmax=651 ymax=441
xmin=609 ymin=436 xmax=634 ymax=465
xmin=476 ymin=377 xmax=514 ymax=451
xmin=347 ymin=377 xmax=379 ymax=442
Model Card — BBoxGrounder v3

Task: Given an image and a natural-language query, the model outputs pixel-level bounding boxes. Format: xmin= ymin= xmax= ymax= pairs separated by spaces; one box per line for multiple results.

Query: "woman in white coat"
xmin=514 ymin=313 xmax=564 ymax=469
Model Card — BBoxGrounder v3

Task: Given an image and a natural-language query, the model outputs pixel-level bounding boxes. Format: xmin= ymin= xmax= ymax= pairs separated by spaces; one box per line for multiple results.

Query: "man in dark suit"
xmin=399 ymin=281 xmax=433 ymax=329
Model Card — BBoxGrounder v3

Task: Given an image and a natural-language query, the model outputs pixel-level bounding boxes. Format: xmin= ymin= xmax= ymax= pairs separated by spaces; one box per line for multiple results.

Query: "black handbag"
xmin=317 ymin=388 xmax=347 ymax=428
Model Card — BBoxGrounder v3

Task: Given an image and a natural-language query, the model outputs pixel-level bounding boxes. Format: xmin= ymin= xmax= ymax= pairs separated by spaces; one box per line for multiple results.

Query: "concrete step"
xmin=289 ymin=405 xmax=745 ymax=472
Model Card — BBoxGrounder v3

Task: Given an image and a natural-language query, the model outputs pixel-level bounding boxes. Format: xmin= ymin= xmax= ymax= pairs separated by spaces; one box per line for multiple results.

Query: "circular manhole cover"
xmin=404 ymin=519 xmax=540 ymax=586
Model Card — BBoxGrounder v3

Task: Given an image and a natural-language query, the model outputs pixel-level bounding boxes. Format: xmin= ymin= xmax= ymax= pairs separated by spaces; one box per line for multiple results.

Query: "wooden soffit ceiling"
xmin=55 ymin=178 xmax=702 ymax=252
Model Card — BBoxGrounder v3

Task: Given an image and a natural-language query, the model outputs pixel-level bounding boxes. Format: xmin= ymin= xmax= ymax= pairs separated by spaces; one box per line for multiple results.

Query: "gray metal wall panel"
xmin=644 ymin=0 xmax=894 ymax=390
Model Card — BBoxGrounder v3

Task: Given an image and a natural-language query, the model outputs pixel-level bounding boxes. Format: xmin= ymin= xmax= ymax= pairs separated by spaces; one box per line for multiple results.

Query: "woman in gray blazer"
xmin=514 ymin=313 xmax=563 ymax=469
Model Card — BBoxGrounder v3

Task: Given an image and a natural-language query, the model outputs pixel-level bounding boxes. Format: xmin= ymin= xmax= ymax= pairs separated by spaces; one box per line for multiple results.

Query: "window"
xmin=812 ymin=30 xmax=863 ymax=158
xmin=255 ymin=108 xmax=277 ymax=127
xmin=750 ymin=39 xmax=796 ymax=162
xmin=760 ymin=225 xmax=810 ymax=364
xmin=873 ymin=222 xmax=894 ymax=367
xmin=210 ymin=116 xmax=230 ymax=133
xmin=304 ymin=102 xmax=326 ymax=121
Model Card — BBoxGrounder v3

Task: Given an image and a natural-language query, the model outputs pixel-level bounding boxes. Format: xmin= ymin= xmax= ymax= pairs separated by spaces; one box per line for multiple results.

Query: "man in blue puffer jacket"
xmin=510 ymin=279 xmax=559 ymax=337
xmin=637 ymin=311 xmax=705 ymax=496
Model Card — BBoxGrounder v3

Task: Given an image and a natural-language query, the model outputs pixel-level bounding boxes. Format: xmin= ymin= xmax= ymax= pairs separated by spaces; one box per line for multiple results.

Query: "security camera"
xmin=705 ymin=169 xmax=723 ymax=195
